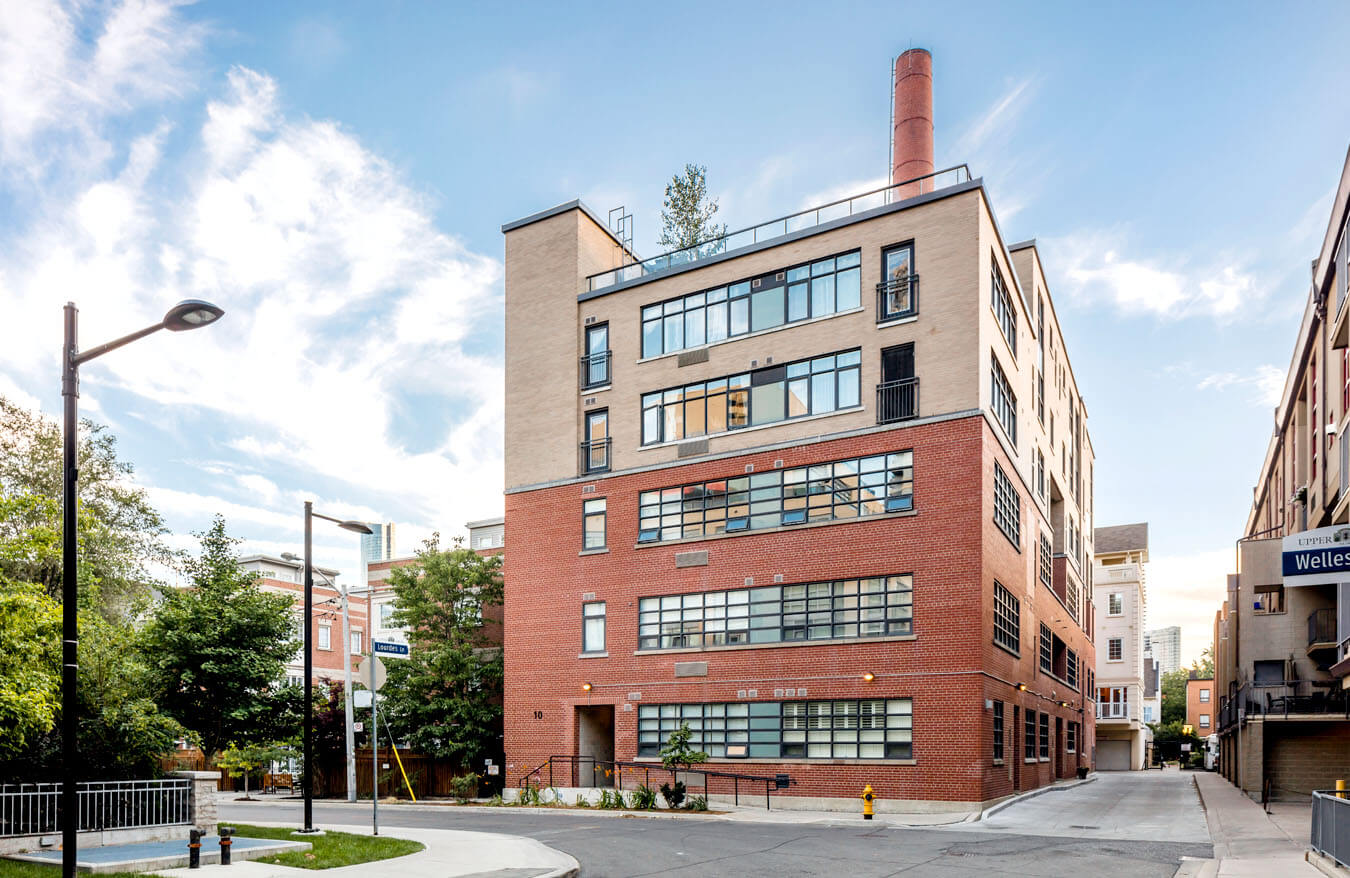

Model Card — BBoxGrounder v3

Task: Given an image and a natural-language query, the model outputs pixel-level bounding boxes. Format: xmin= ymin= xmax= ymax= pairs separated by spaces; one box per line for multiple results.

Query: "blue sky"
xmin=2 ymin=1 xmax=1348 ymax=664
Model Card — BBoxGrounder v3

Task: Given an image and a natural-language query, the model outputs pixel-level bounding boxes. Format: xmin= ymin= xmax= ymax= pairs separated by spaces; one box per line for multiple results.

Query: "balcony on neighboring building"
xmin=1217 ymin=680 xmax=1350 ymax=731
xmin=579 ymin=351 xmax=611 ymax=390
xmin=1309 ymin=607 xmax=1338 ymax=655
xmin=585 ymin=166 xmax=971 ymax=293
xmin=876 ymin=275 xmax=919 ymax=323
xmin=579 ymin=437 xmax=611 ymax=475
xmin=1096 ymin=700 xmax=1130 ymax=721
xmin=876 ymin=377 xmax=919 ymax=424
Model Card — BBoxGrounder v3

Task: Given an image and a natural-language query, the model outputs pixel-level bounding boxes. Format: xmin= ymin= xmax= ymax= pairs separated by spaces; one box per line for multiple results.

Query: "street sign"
xmin=354 ymin=689 xmax=372 ymax=708
xmin=354 ymin=722 xmax=364 ymax=733
xmin=373 ymin=640 xmax=410 ymax=659
xmin=356 ymin=655 xmax=387 ymax=691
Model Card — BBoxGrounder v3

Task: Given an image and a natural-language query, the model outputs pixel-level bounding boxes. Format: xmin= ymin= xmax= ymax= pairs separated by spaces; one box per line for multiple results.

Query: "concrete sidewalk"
xmin=1192 ymin=770 xmax=1320 ymax=876
xmin=153 ymin=822 xmax=578 ymax=878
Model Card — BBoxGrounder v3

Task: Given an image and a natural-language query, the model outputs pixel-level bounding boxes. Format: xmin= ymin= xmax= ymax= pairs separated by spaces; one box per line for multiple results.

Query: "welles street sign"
xmin=1282 ymin=524 xmax=1350 ymax=587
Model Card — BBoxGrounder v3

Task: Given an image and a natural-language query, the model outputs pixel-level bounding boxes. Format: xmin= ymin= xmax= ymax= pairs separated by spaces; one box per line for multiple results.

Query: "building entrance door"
xmin=576 ymin=705 xmax=615 ymax=787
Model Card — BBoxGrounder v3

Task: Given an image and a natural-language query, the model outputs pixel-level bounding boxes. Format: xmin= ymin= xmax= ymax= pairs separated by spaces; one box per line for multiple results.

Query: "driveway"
xmin=948 ymin=769 xmax=1211 ymax=843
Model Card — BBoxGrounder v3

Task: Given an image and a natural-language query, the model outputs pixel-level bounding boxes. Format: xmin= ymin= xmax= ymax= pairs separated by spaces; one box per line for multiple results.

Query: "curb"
xmin=978 ymin=775 xmax=1097 ymax=821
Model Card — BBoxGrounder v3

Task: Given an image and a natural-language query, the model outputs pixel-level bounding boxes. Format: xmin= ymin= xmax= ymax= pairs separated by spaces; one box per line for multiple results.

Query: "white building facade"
xmin=1092 ymin=523 xmax=1150 ymax=770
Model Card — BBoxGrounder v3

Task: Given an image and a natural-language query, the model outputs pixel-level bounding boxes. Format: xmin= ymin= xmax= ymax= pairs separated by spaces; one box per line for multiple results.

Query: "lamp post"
xmin=295 ymin=505 xmax=370 ymax=835
xmin=284 ymin=553 xmax=364 ymax=804
xmin=61 ymin=299 xmax=223 ymax=878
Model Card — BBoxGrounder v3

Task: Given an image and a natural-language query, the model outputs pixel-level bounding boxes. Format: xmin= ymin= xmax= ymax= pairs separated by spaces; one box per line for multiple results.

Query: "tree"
xmin=659 ymin=722 xmax=708 ymax=772
xmin=218 ymin=742 xmax=293 ymax=798
xmin=0 ymin=395 xmax=173 ymax=615
xmin=1191 ymin=646 xmax=1215 ymax=680
xmin=140 ymin=516 xmax=300 ymax=762
xmin=658 ymin=164 xmax=727 ymax=252
xmin=380 ymin=535 xmax=503 ymax=767
xmin=0 ymin=578 xmax=61 ymax=758
xmin=1160 ymin=668 xmax=1189 ymax=726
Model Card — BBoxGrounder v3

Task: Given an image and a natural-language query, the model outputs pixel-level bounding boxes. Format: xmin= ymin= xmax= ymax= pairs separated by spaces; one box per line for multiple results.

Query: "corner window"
xmin=991 ymin=257 xmax=1016 ymax=356
xmin=1108 ymin=637 xmax=1122 ymax=661
xmin=1108 ymin=593 xmax=1123 ymax=615
xmin=991 ymin=356 xmax=1017 ymax=446
xmin=318 ymin=624 xmax=331 ymax=651
xmin=583 ymin=498 xmax=607 ymax=549
xmin=582 ymin=602 xmax=606 ymax=653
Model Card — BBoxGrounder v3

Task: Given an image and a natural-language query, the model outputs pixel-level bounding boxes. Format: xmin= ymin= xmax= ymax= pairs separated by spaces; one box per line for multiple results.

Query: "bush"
xmin=448 ymin=773 xmax=479 ymax=802
xmin=597 ymin=788 xmax=626 ymax=809
xmin=574 ymin=794 xmax=591 ymax=807
xmin=688 ymin=794 xmax=708 ymax=812
xmin=660 ymin=780 xmax=686 ymax=809
xmin=630 ymin=784 xmax=657 ymax=810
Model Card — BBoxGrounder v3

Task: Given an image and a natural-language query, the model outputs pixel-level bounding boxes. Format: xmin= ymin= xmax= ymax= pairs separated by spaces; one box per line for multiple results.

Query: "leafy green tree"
xmin=1160 ymin=668 xmax=1189 ymax=725
xmin=380 ymin=535 xmax=503 ymax=767
xmin=658 ymin=164 xmax=727 ymax=252
xmin=218 ymin=742 xmax=293 ymax=798
xmin=140 ymin=516 xmax=300 ymax=762
xmin=659 ymin=721 xmax=708 ymax=771
xmin=1191 ymin=646 xmax=1215 ymax=680
xmin=0 ymin=578 xmax=61 ymax=758
xmin=0 ymin=396 xmax=172 ymax=615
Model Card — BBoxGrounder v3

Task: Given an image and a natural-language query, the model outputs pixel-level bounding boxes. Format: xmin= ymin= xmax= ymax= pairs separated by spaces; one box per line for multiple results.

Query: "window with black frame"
xmin=878 ymin=243 xmax=917 ymax=321
xmin=993 ymin=462 xmax=1020 ymax=546
xmin=993 ymin=581 xmax=1020 ymax=654
xmin=993 ymin=701 xmax=1005 ymax=762
xmin=1038 ymin=713 xmax=1049 ymax=759
xmin=581 ymin=323 xmax=611 ymax=389
xmin=1024 ymin=709 xmax=1036 ymax=760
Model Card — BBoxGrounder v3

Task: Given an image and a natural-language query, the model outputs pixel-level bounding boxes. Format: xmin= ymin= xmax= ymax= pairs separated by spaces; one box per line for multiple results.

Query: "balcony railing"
xmin=586 ymin=166 xmax=972 ymax=292
xmin=1217 ymin=680 xmax=1350 ymax=731
xmin=580 ymin=351 xmax=612 ymax=389
xmin=579 ymin=437 xmax=611 ymax=475
xmin=1310 ymin=607 xmax=1338 ymax=649
xmin=876 ymin=378 xmax=919 ymax=424
xmin=1311 ymin=789 xmax=1350 ymax=869
xmin=876 ymin=275 xmax=919 ymax=322
xmin=1096 ymin=701 xmax=1129 ymax=720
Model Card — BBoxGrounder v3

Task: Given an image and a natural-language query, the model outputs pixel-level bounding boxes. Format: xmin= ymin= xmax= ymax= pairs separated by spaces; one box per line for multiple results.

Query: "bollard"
xmin=188 ymin=828 xmax=203 ymax=869
xmin=861 ymin=784 xmax=875 ymax=820
xmin=1338 ymin=779 xmax=1346 ymax=800
xmin=219 ymin=825 xmax=234 ymax=865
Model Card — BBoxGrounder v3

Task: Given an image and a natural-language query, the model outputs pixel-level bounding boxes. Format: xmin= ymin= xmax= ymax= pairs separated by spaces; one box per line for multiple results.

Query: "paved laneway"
xmin=947 ymin=769 xmax=1211 ymax=843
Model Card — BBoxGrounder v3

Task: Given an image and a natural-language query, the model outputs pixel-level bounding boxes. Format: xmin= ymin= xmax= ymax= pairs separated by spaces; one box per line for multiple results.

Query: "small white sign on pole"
xmin=373 ymin=640 xmax=410 ymax=659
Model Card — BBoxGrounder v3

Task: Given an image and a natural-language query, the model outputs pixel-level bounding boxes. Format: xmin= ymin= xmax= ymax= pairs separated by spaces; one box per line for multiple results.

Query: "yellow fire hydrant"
xmin=862 ymin=784 xmax=875 ymax=820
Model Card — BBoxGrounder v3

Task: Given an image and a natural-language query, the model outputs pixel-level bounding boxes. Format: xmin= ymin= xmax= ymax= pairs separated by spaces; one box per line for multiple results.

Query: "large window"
xmin=642 ymin=349 xmax=862 ymax=445
xmin=638 ymin=575 xmax=913 ymax=650
xmin=582 ymin=602 xmax=606 ymax=653
xmin=638 ymin=450 xmax=913 ymax=543
xmin=1024 ymin=709 xmax=1036 ymax=760
xmin=1039 ymin=623 xmax=1054 ymax=675
xmin=1038 ymin=712 xmax=1049 ymax=759
xmin=583 ymin=498 xmax=607 ymax=549
xmin=994 ymin=581 xmax=1020 ymax=654
xmin=641 ymin=251 xmax=862 ymax=358
xmin=991 ymin=356 xmax=1017 ymax=444
xmin=993 ymin=701 xmax=1005 ymax=762
xmin=993 ymin=462 xmax=1020 ymax=546
xmin=1038 ymin=533 xmax=1052 ymax=590
xmin=637 ymin=698 xmax=912 ymax=760
xmin=992 ymin=258 xmax=1016 ymax=355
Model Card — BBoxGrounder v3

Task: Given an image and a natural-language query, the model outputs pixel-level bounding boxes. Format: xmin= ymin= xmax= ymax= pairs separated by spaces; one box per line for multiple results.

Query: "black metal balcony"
xmin=876 ymin=378 xmax=919 ymax=424
xmin=579 ymin=437 xmax=611 ymax=475
xmin=1217 ymin=680 xmax=1349 ymax=731
xmin=580 ymin=351 xmax=612 ymax=390
xmin=876 ymin=274 xmax=919 ymax=323
xmin=1309 ymin=607 xmax=1338 ymax=651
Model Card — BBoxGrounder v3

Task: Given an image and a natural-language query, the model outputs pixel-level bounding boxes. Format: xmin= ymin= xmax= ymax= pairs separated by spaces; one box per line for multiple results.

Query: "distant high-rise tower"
xmin=361 ymin=523 xmax=396 ymax=565
xmin=1146 ymin=625 xmax=1182 ymax=675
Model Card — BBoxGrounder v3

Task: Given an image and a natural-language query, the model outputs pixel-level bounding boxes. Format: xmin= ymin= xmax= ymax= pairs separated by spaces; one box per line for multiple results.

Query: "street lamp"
xmin=283 ymin=552 xmax=364 ymax=805
xmin=61 ymin=299 xmax=223 ymax=877
xmin=295 ymin=505 xmax=370 ymax=835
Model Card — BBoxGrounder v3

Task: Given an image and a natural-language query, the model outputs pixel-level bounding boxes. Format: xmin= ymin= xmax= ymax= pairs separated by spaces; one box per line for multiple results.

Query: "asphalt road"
xmin=219 ymin=800 xmax=1213 ymax=877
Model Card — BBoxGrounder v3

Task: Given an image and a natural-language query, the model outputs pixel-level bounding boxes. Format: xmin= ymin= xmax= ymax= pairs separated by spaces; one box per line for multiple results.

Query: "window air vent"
xmin=677 ymin=348 xmax=709 ymax=367
xmin=765 ymin=357 xmax=773 ymax=365
xmin=584 ymin=397 xmax=596 ymax=405
xmin=752 ymin=278 xmax=762 ymax=289
xmin=627 ymin=691 xmax=642 ymax=700
xmin=737 ymin=690 xmax=747 ymax=699
xmin=796 ymin=688 xmax=807 ymax=697
xmin=773 ymin=574 xmax=784 ymax=583
xmin=582 ymin=592 xmax=596 ymax=601
xmin=747 ymin=689 xmax=758 ymax=698
xmin=744 ymin=577 xmax=754 ymax=586
xmin=773 ymin=688 xmax=784 ymax=697
xmin=582 ymin=485 xmax=596 ymax=493
xmin=750 ymin=359 xmax=758 ymax=368
xmin=776 ymin=272 xmax=785 ymax=282
xmin=585 ymin=316 xmax=596 ymax=324
xmin=773 ymin=459 xmax=783 ymax=468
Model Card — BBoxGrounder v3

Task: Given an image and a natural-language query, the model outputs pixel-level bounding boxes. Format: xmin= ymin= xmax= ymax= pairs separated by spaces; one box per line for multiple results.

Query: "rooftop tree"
xmin=658 ymin=164 xmax=727 ymax=253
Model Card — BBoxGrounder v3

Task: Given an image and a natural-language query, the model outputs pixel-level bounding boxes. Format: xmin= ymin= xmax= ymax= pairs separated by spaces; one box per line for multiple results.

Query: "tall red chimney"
xmin=891 ymin=48 xmax=933 ymax=196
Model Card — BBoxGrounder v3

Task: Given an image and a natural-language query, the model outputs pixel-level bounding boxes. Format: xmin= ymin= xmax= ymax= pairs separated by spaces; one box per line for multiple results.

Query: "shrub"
xmin=448 ymin=773 xmax=479 ymax=802
xmin=574 ymin=794 xmax=591 ymax=807
xmin=487 ymin=794 xmax=504 ymax=807
xmin=517 ymin=781 xmax=544 ymax=806
xmin=630 ymin=784 xmax=657 ymax=810
xmin=688 ymin=794 xmax=708 ymax=812
xmin=660 ymin=722 xmax=709 ymax=771
xmin=597 ymin=788 xmax=626 ymax=809
xmin=660 ymin=780 xmax=686 ymax=809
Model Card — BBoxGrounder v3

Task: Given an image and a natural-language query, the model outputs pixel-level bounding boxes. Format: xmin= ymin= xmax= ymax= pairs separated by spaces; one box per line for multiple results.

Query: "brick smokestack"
xmin=891 ymin=48 xmax=933 ymax=195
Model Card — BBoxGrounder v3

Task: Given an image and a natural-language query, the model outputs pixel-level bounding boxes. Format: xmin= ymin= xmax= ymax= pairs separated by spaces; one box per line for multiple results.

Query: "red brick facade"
xmin=503 ymin=415 xmax=1095 ymax=805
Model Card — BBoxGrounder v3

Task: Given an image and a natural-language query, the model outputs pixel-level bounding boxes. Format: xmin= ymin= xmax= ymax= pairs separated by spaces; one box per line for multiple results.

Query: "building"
xmin=1145 ymin=626 xmax=1181 ymax=676
xmin=1141 ymin=657 xmax=1160 ymax=726
xmin=1092 ymin=523 xmax=1150 ymax=770
xmin=359 ymin=522 xmax=396 ymax=587
xmin=1213 ymin=140 xmax=1350 ymax=801
xmin=1186 ymin=676 xmax=1213 ymax=735
xmin=500 ymin=48 xmax=1097 ymax=812
xmin=237 ymin=554 xmax=368 ymax=685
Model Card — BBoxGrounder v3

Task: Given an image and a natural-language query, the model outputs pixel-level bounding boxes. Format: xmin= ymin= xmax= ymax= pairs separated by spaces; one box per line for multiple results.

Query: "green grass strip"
xmin=230 ymin=823 xmax=424 ymax=870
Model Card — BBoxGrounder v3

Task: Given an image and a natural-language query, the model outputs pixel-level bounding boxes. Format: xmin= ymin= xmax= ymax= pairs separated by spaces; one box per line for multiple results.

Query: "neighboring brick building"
xmin=1185 ymin=677 xmax=1213 ymax=736
xmin=500 ymin=48 xmax=1097 ymax=811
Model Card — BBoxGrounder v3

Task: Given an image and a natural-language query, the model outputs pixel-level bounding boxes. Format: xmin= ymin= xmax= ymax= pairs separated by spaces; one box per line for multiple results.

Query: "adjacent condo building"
xmin=1091 ymin=523 xmax=1150 ymax=770
xmin=501 ymin=49 xmax=1097 ymax=810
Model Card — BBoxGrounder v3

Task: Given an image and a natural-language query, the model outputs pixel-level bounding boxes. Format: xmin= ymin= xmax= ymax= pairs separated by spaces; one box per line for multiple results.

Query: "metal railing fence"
xmin=1312 ymin=790 xmax=1350 ymax=868
xmin=0 ymin=779 xmax=191 ymax=838
xmin=1096 ymin=701 xmax=1129 ymax=720
xmin=578 ymin=437 xmax=611 ymax=475
xmin=1217 ymin=680 xmax=1350 ymax=732
xmin=580 ymin=351 xmax=612 ymax=389
xmin=876 ymin=275 xmax=919 ymax=322
xmin=586 ymin=166 xmax=971 ymax=292
xmin=876 ymin=378 xmax=919 ymax=424
xmin=517 ymin=755 xmax=782 ymax=809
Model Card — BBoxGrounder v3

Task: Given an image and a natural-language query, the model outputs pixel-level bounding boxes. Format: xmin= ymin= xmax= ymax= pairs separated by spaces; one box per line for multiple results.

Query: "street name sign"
xmin=1282 ymin=524 xmax=1350 ymax=587
xmin=373 ymin=640 xmax=410 ymax=659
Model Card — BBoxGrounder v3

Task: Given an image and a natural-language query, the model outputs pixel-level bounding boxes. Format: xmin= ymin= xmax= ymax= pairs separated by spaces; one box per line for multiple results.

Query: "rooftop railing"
xmin=586 ymin=165 xmax=972 ymax=293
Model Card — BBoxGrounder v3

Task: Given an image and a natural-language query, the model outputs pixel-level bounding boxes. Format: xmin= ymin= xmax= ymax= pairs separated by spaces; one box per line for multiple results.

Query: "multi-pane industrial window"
xmin=993 ymin=462 xmax=1020 ymax=545
xmin=637 ymin=575 xmax=913 ymax=650
xmin=583 ymin=498 xmax=607 ymax=549
xmin=1024 ymin=709 xmax=1036 ymax=759
xmin=1038 ymin=534 xmax=1052 ymax=590
xmin=993 ymin=701 xmax=1004 ymax=762
xmin=991 ymin=258 xmax=1016 ymax=355
xmin=993 ymin=581 xmax=1020 ymax=654
xmin=582 ymin=602 xmax=606 ymax=653
xmin=1035 ymin=449 xmax=1046 ymax=500
xmin=1066 ymin=649 xmax=1078 ymax=688
xmin=1108 ymin=637 xmax=1122 ymax=661
xmin=637 ymin=450 xmax=913 ymax=543
xmin=1038 ymin=713 xmax=1049 ymax=759
xmin=1108 ymin=593 xmax=1122 ymax=615
xmin=991 ymin=356 xmax=1017 ymax=445
xmin=1067 ymin=579 xmax=1079 ymax=622
xmin=640 ymin=251 xmax=863 ymax=359
xmin=1066 ymin=721 xmax=1077 ymax=753
xmin=636 ymin=698 xmax=912 ymax=760
xmin=1039 ymin=623 xmax=1054 ymax=675
xmin=642 ymin=349 xmax=862 ymax=445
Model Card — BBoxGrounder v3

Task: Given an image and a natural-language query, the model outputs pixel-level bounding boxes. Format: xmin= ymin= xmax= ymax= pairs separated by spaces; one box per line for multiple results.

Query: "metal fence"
xmin=518 ymin=755 xmax=782 ymax=809
xmin=0 ymin=780 xmax=191 ymax=838
xmin=1312 ymin=790 xmax=1350 ymax=868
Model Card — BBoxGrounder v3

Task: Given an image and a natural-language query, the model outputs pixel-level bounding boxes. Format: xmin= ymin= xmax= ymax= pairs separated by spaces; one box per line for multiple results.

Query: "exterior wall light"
xmin=1016 ymin=683 xmax=1028 ymax=691
xmin=862 ymin=672 xmax=875 ymax=682
xmin=581 ymin=682 xmax=593 ymax=691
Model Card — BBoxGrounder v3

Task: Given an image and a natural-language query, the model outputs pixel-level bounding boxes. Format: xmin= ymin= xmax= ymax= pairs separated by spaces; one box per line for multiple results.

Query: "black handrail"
xmin=876 ymin=275 xmax=919 ymax=322
xmin=876 ymin=378 xmax=919 ymax=424
xmin=578 ymin=438 xmax=611 ymax=475
xmin=515 ymin=755 xmax=783 ymax=810
xmin=1217 ymin=680 xmax=1350 ymax=731
xmin=580 ymin=351 xmax=612 ymax=389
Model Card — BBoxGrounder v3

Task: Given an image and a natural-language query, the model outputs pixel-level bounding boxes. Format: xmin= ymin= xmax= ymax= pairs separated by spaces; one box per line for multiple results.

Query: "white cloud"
xmin=1197 ymin=365 xmax=1285 ymax=407
xmin=1144 ymin=548 xmax=1232 ymax=668
xmin=951 ymin=78 xmax=1036 ymax=161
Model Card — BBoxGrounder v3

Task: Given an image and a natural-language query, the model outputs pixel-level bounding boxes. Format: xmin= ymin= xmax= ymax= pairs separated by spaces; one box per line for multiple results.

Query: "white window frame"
xmin=582 ymin=601 xmax=606 ymax=654
xmin=318 ymin=624 xmax=332 ymax=651
xmin=1107 ymin=637 xmax=1122 ymax=662
xmin=1108 ymin=592 xmax=1123 ymax=616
